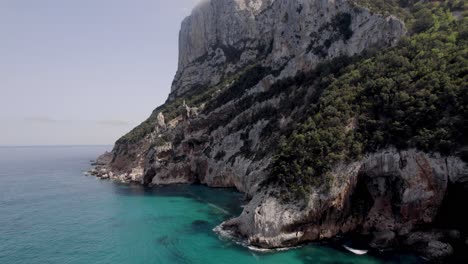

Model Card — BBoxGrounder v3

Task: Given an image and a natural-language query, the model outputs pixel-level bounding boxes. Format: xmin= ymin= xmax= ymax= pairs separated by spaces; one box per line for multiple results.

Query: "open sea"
xmin=0 ymin=146 xmax=424 ymax=264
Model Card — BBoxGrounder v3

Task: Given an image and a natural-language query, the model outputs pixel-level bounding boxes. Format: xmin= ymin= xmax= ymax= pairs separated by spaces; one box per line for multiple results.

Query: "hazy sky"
xmin=0 ymin=0 xmax=202 ymax=146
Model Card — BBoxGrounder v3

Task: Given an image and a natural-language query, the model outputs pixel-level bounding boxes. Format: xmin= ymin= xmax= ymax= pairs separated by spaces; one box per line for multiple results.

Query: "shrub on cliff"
xmin=269 ymin=1 xmax=468 ymax=196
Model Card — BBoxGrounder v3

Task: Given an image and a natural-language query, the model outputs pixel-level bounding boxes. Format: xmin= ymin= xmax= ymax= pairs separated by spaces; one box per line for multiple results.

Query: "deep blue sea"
xmin=0 ymin=146 xmax=423 ymax=263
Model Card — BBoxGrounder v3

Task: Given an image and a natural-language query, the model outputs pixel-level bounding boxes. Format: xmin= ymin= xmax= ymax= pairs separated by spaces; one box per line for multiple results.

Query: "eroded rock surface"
xmin=220 ymin=149 xmax=468 ymax=262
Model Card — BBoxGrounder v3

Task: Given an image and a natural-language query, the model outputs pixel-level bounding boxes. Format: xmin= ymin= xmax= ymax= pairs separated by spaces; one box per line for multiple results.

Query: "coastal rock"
xmin=92 ymin=151 xmax=112 ymax=166
xmin=405 ymin=233 xmax=455 ymax=262
xmin=425 ymin=241 xmax=454 ymax=260
xmin=370 ymin=230 xmax=396 ymax=249
xmin=222 ymin=161 xmax=363 ymax=248
xmin=220 ymin=149 xmax=468 ymax=260
xmin=361 ymin=150 xmax=449 ymax=231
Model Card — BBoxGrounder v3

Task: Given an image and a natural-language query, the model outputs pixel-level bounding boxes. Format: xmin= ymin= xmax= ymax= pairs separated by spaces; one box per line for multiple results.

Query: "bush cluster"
xmin=269 ymin=1 xmax=468 ymax=196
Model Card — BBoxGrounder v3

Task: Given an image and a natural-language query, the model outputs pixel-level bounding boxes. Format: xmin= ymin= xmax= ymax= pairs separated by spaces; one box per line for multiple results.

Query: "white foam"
xmin=213 ymin=224 xmax=303 ymax=253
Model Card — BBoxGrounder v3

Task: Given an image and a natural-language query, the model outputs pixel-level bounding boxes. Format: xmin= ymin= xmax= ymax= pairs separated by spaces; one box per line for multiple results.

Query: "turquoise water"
xmin=0 ymin=146 xmax=423 ymax=264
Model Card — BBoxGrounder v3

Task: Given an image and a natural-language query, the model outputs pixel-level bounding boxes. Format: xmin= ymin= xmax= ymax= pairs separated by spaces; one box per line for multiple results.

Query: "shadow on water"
xmin=190 ymin=220 xmax=212 ymax=233
xmin=154 ymin=235 xmax=192 ymax=264
xmin=110 ymin=182 xmax=244 ymax=215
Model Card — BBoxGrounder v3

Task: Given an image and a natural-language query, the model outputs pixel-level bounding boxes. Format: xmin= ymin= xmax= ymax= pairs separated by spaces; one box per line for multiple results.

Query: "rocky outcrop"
xmin=220 ymin=149 xmax=468 ymax=261
xmin=94 ymin=0 xmax=406 ymax=193
xmin=91 ymin=151 xmax=112 ymax=166
xmin=90 ymin=0 xmax=467 ymax=262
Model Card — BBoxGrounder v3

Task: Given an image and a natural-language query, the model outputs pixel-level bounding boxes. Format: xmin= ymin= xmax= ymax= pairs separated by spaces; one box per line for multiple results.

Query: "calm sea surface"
xmin=0 ymin=146 xmax=423 ymax=264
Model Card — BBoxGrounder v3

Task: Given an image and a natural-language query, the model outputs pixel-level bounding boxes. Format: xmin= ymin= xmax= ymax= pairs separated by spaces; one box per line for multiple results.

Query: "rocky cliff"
xmin=220 ymin=149 xmax=468 ymax=260
xmin=91 ymin=0 xmax=468 ymax=262
xmin=92 ymin=0 xmax=406 ymax=192
xmin=171 ymin=0 xmax=404 ymax=99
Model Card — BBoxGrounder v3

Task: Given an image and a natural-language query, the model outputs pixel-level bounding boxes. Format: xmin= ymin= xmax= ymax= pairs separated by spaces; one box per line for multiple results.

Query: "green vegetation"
xmin=116 ymin=66 xmax=256 ymax=145
xmin=204 ymin=65 xmax=278 ymax=113
xmin=116 ymin=2 xmax=467 ymax=201
xmin=269 ymin=1 xmax=468 ymax=196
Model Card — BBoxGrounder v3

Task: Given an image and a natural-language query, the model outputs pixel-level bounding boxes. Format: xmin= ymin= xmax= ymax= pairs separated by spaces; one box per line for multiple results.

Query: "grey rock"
xmin=171 ymin=0 xmax=406 ymax=99
xmin=446 ymin=230 xmax=461 ymax=240
xmin=92 ymin=151 xmax=112 ymax=166
xmin=370 ymin=230 xmax=396 ymax=249
xmin=405 ymin=231 xmax=444 ymax=246
xmin=157 ymin=112 xmax=166 ymax=128
xmin=425 ymin=241 xmax=454 ymax=260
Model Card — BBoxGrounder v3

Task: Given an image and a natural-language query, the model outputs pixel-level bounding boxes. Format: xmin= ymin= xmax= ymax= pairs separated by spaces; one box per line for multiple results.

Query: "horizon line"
xmin=0 ymin=144 xmax=114 ymax=148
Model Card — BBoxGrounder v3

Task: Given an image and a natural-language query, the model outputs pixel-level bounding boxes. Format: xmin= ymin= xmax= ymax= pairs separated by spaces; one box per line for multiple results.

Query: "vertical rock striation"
xmin=170 ymin=0 xmax=405 ymax=99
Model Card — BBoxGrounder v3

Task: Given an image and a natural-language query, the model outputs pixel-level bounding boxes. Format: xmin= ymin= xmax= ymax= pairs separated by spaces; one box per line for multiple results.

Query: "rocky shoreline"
xmin=216 ymin=149 xmax=468 ymax=261
xmin=89 ymin=148 xmax=468 ymax=262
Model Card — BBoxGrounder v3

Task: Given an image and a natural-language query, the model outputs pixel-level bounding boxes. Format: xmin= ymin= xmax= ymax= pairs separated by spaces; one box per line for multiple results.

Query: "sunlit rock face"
xmin=171 ymin=0 xmax=405 ymax=99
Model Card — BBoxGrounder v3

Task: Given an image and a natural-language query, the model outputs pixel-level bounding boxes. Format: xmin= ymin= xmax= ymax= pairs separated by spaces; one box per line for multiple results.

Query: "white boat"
xmin=343 ymin=245 xmax=369 ymax=255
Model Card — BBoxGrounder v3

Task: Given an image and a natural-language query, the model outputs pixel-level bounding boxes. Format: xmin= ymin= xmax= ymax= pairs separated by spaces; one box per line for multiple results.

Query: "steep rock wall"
xmin=170 ymin=0 xmax=405 ymax=99
xmin=93 ymin=0 xmax=406 ymax=196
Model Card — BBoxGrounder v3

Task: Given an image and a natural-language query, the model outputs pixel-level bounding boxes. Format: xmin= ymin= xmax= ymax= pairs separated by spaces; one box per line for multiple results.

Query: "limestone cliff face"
xmin=92 ymin=0 xmax=407 ymax=196
xmin=89 ymin=0 xmax=466 ymax=261
xmin=170 ymin=0 xmax=404 ymax=99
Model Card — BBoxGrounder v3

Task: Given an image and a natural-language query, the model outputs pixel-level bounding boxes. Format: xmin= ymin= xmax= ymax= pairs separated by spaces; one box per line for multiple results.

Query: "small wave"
xmin=213 ymin=224 xmax=302 ymax=253
xmin=206 ymin=202 xmax=230 ymax=215
xmin=246 ymin=245 xmax=302 ymax=252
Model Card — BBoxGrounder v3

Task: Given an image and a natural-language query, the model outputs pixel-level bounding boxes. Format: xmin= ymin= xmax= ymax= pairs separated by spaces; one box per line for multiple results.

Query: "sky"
xmin=0 ymin=0 xmax=202 ymax=146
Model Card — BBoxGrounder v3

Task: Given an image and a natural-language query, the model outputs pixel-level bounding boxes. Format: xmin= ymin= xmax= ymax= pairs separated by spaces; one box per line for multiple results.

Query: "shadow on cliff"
xmin=434 ymin=181 xmax=468 ymax=263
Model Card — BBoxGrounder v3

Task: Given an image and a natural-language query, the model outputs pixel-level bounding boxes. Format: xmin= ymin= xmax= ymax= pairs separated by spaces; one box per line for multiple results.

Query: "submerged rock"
xmin=191 ymin=220 xmax=212 ymax=233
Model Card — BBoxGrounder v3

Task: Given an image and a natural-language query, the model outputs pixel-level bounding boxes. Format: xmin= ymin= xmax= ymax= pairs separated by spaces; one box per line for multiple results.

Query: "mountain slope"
xmin=91 ymin=0 xmax=468 ymax=261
